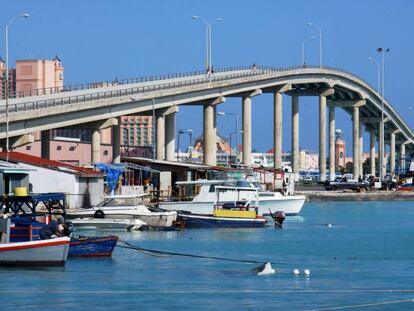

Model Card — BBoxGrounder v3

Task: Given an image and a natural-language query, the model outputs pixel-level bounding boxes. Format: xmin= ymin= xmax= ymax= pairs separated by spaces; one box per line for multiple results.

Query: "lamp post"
xmin=5 ymin=13 xmax=30 ymax=158
xmin=177 ymin=128 xmax=193 ymax=162
xmin=377 ymin=47 xmax=390 ymax=181
xmin=229 ymin=130 xmax=243 ymax=166
xmin=217 ymin=111 xmax=239 ymax=167
xmin=368 ymin=57 xmax=380 ymax=93
xmin=191 ymin=15 xmax=222 ymax=78
xmin=302 ymin=36 xmax=316 ymax=66
xmin=306 ymin=22 xmax=322 ymax=68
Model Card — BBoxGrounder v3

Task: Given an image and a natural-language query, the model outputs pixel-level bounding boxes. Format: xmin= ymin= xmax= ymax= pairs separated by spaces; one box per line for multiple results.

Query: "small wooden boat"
xmin=69 ymin=235 xmax=118 ymax=257
xmin=176 ymin=186 xmax=268 ymax=228
xmin=69 ymin=218 xmax=146 ymax=231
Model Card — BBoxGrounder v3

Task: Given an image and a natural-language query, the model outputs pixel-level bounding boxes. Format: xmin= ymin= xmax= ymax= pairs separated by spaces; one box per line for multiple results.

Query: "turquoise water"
xmin=2 ymin=201 xmax=414 ymax=310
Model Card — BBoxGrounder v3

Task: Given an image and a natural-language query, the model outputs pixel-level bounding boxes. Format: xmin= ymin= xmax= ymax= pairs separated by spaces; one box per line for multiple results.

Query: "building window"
xmin=103 ymin=150 xmax=109 ymax=156
xmin=69 ymin=146 xmax=76 ymax=151
xmin=26 ymin=146 xmax=31 ymax=151
xmin=57 ymin=146 xmax=62 ymax=150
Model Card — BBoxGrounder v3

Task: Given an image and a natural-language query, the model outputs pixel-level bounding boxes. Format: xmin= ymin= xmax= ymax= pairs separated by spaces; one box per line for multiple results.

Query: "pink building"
xmin=0 ymin=57 xmax=16 ymax=99
xmin=15 ymin=56 xmax=64 ymax=96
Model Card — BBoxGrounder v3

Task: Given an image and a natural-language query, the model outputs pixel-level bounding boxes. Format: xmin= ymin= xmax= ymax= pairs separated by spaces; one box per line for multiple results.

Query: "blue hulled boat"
xmin=69 ymin=235 xmax=118 ymax=257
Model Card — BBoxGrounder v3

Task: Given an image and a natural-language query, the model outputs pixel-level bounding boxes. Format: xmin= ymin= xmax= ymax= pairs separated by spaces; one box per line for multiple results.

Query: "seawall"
xmin=297 ymin=190 xmax=414 ymax=202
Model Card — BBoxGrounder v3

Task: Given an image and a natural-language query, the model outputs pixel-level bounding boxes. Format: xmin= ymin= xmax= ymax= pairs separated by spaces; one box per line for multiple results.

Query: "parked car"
xmin=324 ymin=176 xmax=370 ymax=191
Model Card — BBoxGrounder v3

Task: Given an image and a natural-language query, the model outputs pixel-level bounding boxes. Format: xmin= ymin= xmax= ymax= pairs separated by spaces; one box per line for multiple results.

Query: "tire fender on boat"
xmin=94 ymin=210 xmax=105 ymax=219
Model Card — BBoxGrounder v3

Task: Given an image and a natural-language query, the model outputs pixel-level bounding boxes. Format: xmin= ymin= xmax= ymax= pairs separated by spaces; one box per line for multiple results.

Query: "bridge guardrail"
xmin=2 ymin=64 xmax=408 ymax=134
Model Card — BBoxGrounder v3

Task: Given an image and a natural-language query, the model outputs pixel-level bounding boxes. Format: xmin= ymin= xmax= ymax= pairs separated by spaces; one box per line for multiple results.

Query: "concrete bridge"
xmin=1 ymin=65 xmax=413 ymax=180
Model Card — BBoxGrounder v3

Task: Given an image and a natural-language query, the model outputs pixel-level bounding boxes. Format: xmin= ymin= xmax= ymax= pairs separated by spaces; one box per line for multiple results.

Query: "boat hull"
xmin=67 ymin=210 xmax=177 ymax=228
xmin=0 ymin=237 xmax=70 ymax=267
xmin=177 ymin=213 xmax=267 ymax=228
xmin=69 ymin=218 xmax=144 ymax=231
xmin=69 ymin=235 xmax=118 ymax=257
xmin=160 ymin=196 xmax=305 ymax=216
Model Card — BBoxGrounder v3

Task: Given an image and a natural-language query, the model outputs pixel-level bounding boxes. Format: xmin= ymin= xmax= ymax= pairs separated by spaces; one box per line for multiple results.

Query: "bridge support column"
xmin=112 ymin=118 xmax=121 ymax=163
xmin=274 ymin=92 xmax=283 ymax=169
xmin=203 ymin=103 xmax=217 ymax=166
xmin=165 ymin=113 xmax=176 ymax=162
xmin=156 ymin=114 xmax=165 ymax=160
xmin=369 ymin=129 xmax=376 ymax=176
xmin=242 ymin=95 xmax=252 ymax=166
xmin=329 ymin=106 xmax=335 ymax=181
xmin=379 ymin=120 xmax=385 ymax=178
xmin=400 ymin=143 xmax=406 ymax=173
xmin=359 ymin=124 xmax=364 ymax=176
xmin=352 ymin=106 xmax=360 ymax=179
xmin=89 ymin=118 xmax=118 ymax=163
xmin=390 ymin=132 xmax=396 ymax=175
xmin=41 ymin=130 xmax=51 ymax=160
xmin=92 ymin=129 xmax=101 ymax=163
xmin=319 ymin=95 xmax=327 ymax=181
xmin=291 ymin=95 xmax=299 ymax=179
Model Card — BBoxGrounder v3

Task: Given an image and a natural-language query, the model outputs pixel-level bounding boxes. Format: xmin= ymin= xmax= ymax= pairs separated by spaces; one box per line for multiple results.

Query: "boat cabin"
xmin=213 ymin=186 xmax=259 ymax=219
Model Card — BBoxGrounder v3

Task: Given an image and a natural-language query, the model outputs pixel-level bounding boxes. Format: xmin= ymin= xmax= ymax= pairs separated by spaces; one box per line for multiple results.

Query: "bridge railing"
xmin=2 ymin=64 xmax=399 ymax=125
xmin=2 ymin=66 xmax=278 ymax=113
xmin=1 ymin=65 xmax=256 ymax=100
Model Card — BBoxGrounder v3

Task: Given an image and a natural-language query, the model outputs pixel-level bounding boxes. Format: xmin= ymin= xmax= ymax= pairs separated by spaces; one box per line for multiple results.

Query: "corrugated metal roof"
xmin=0 ymin=152 xmax=104 ymax=177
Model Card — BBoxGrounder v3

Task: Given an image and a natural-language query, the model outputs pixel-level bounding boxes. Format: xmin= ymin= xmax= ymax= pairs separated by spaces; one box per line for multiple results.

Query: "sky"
xmin=2 ymin=0 xmax=414 ymax=154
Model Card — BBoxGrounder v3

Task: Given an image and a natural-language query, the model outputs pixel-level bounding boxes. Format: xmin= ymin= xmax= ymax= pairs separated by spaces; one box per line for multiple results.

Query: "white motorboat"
xmin=0 ymin=218 xmax=70 ymax=266
xmin=67 ymin=195 xmax=177 ymax=228
xmin=69 ymin=218 xmax=146 ymax=231
xmin=159 ymin=179 xmax=305 ymax=216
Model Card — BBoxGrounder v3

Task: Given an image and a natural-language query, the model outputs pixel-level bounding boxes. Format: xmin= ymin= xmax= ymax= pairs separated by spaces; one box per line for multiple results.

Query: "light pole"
xmin=217 ymin=111 xmax=239 ymax=167
xmin=377 ymin=47 xmax=390 ymax=180
xmin=5 ymin=13 xmax=30 ymax=157
xmin=177 ymin=128 xmax=193 ymax=162
xmin=306 ymin=22 xmax=322 ymax=68
xmin=302 ymin=36 xmax=316 ymax=66
xmin=368 ymin=57 xmax=380 ymax=93
xmin=229 ymin=130 xmax=243 ymax=166
xmin=191 ymin=16 xmax=222 ymax=77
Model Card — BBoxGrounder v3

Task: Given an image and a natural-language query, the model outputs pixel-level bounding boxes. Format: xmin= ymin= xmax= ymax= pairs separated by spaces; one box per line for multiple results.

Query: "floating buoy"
xmin=256 ymin=262 xmax=275 ymax=276
xmin=304 ymin=269 xmax=311 ymax=276
xmin=292 ymin=269 xmax=300 ymax=275
xmin=326 ymin=223 xmax=333 ymax=228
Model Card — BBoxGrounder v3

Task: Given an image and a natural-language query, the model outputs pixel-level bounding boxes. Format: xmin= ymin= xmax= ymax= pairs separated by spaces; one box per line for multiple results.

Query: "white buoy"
xmin=257 ymin=262 xmax=275 ymax=276
xmin=304 ymin=269 xmax=311 ymax=276
xmin=292 ymin=269 xmax=300 ymax=275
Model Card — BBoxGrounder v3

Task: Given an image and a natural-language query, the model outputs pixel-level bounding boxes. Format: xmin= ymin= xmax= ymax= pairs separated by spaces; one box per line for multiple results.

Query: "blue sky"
xmin=2 ymin=0 xmax=414 ymax=154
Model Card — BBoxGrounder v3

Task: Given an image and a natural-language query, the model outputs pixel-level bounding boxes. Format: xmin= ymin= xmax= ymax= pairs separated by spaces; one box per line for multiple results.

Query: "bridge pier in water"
xmin=329 ymin=106 xmax=335 ymax=181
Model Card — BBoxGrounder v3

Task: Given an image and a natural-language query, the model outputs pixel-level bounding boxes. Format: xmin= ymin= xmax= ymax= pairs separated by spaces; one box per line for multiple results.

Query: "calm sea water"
xmin=2 ymin=201 xmax=414 ymax=310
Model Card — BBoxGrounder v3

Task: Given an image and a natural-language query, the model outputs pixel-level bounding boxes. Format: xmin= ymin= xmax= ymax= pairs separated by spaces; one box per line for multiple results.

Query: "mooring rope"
xmin=117 ymin=239 xmax=284 ymax=265
xmin=307 ymin=298 xmax=414 ymax=311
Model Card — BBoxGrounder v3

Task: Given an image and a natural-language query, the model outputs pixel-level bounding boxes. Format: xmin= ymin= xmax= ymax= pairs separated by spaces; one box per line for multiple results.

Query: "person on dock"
xmin=39 ymin=219 xmax=65 ymax=239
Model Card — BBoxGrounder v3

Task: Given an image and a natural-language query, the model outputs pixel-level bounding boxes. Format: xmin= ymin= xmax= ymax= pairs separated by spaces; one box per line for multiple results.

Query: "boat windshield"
xmin=235 ymin=180 xmax=264 ymax=191
xmin=97 ymin=197 xmax=139 ymax=207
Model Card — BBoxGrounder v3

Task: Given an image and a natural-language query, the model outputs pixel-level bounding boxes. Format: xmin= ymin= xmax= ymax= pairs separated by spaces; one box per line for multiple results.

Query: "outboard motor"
xmin=272 ymin=211 xmax=286 ymax=228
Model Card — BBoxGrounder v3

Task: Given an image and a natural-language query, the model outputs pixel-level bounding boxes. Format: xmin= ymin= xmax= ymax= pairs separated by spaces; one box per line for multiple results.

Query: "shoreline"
xmin=296 ymin=190 xmax=414 ymax=202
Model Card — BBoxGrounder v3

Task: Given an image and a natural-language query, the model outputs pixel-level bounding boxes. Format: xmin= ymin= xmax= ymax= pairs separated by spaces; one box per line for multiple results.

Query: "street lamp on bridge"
xmin=177 ymin=128 xmax=193 ymax=162
xmin=368 ymin=57 xmax=380 ymax=93
xmin=191 ymin=15 xmax=223 ymax=78
xmin=306 ymin=22 xmax=322 ymax=68
xmin=5 ymin=13 xmax=30 ymax=158
xmin=376 ymin=47 xmax=390 ymax=181
xmin=301 ymin=36 xmax=316 ymax=66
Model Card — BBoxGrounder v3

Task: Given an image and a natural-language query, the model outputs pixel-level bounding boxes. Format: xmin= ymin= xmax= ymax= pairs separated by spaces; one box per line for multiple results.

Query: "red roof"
xmin=0 ymin=152 xmax=103 ymax=177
